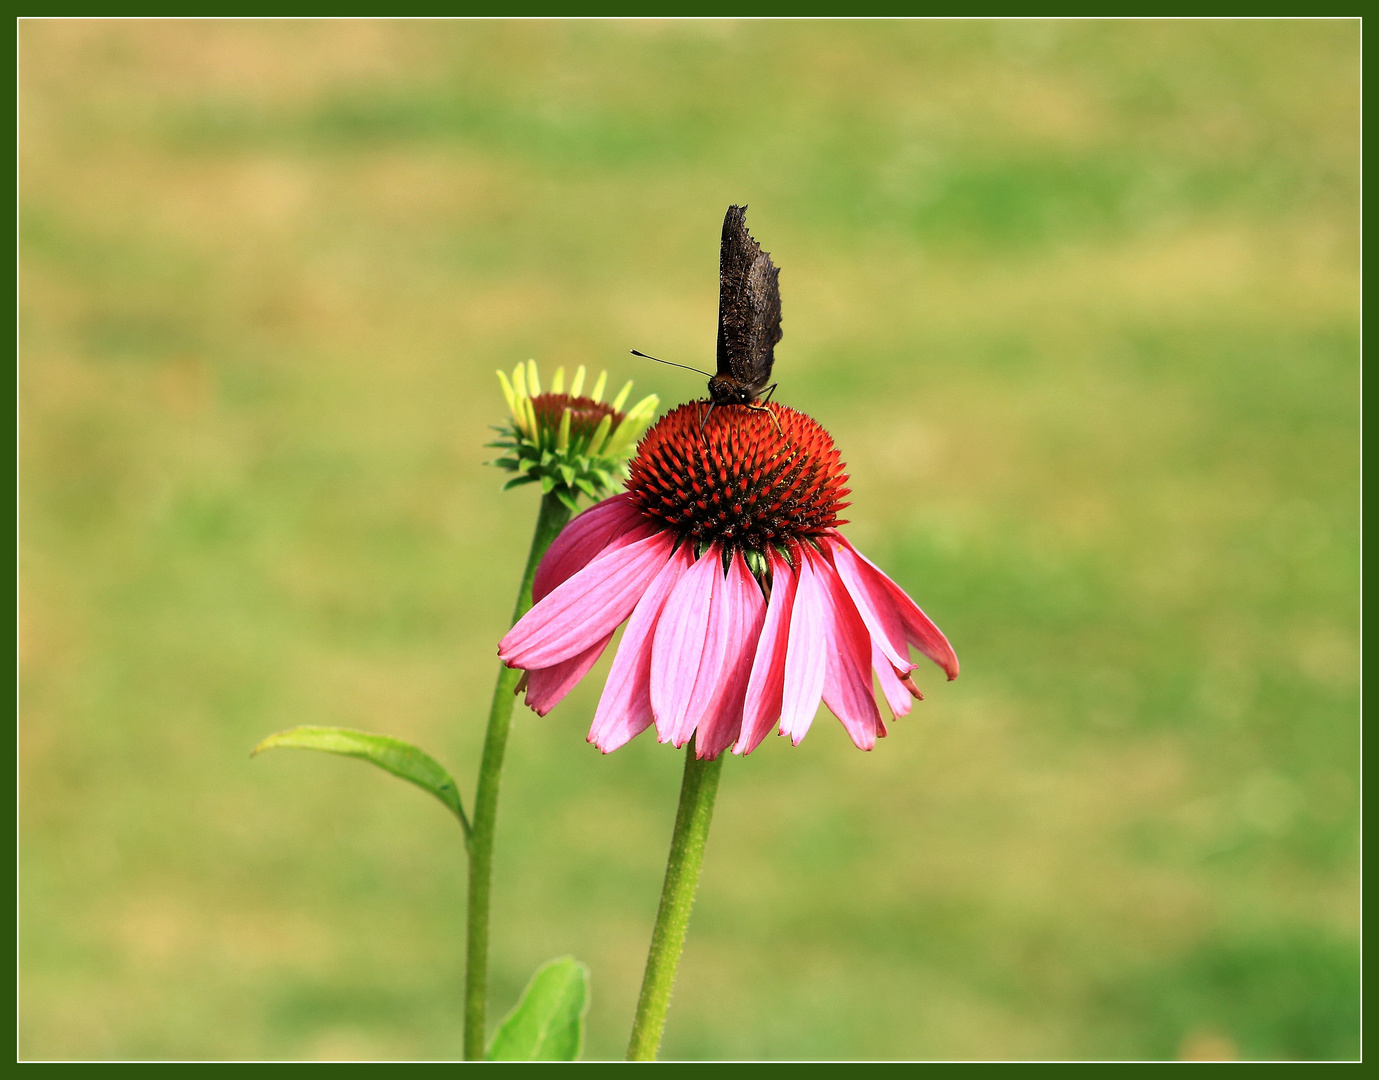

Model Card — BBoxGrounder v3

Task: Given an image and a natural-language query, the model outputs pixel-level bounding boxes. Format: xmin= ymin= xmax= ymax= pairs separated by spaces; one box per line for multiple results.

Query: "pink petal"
xmin=524 ymin=631 xmax=615 ymax=717
xmin=735 ymin=549 xmax=798 ymax=756
xmin=650 ymin=544 xmax=722 ymax=747
xmin=827 ymin=535 xmax=914 ymax=676
xmin=779 ymin=547 xmax=828 ymax=746
xmin=533 ymin=494 xmax=649 ymax=603
xmin=500 ymin=531 xmax=674 ymax=670
xmin=812 ymin=548 xmax=882 ymax=751
xmin=833 ymin=534 xmax=959 ymax=681
xmin=873 ymin=640 xmax=913 ymax=721
xmin=587 ymin=543 xmax=695 ymax=754
xmin=694 ymin=551 xmax=767 ymax=760
xmin=674 ymin=553 xmax=741 ymax=752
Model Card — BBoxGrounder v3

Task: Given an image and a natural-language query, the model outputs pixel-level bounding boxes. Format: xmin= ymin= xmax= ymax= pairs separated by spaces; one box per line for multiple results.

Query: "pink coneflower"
xmin=498 ymin=401 xmax=958 ymax=759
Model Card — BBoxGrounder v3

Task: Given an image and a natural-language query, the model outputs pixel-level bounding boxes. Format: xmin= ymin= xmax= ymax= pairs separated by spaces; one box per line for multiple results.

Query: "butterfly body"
xmin=709 ymin=204 xmax=782 ymax=408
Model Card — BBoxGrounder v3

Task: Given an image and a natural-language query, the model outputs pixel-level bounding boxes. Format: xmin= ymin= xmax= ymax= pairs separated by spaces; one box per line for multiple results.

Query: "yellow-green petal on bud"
xmin=605 ymin=397 xmax=659 ymax=457
xmin=496 ymin=369 xmax=517 ymax=417
xmin=586 ymin=413 xmax=613 ymax=456
xmin=605 ymin=416 xmax=639 ymax=457
xmin=551 ymin=366 xmax=565 ymax=394
xmin=524 ymin=396 xmax=539 ymax=443
xmin=611 ymin=380 xmax=634 ymax=412
xmin=627 ymin=393 xmax=660 ymax=421
xmin=512 ymin=362 xmax=527 ymax=401
xmin=556 ymin=407 xmax=572 ymax=451
xmin=590 ymin=371 xmax=608 ymax=403
xmin=526 ymin=359 xmax=541 ymax=397
xmin=570 ymin=365 xmax=586 ymax=398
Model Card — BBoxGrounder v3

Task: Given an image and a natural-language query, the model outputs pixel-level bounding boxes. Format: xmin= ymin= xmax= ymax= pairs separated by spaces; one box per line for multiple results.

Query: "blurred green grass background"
xmin=17 ymin=20 xmax=1359 ymax=1061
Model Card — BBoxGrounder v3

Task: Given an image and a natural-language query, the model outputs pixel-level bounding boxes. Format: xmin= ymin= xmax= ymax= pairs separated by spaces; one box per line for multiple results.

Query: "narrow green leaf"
xmin=486 ymin=957 xmax=590 ymax=1061
xmin=252 ymin=726 xmax=469 ymax=837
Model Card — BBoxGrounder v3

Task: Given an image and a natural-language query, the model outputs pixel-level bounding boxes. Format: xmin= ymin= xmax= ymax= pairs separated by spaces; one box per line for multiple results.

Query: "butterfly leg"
xmin=698 ymin=402 xmax=717 ymax=438
xmin=746 ymin=393 xmax=783 ymax=435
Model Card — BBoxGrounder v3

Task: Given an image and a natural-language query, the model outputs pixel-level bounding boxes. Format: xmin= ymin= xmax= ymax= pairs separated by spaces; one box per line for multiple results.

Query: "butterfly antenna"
xmin=630 ymin=349 xmax=714 ymax=379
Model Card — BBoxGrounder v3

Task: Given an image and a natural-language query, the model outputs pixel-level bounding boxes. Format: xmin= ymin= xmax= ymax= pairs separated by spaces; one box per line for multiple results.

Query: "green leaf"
xmin=486 ymin=957 xmax=590 ymax=1061
xmin=252 ymin=726 xmax=469 ymax=837
xmin=503 ymin=473 xmax=540 ymax=490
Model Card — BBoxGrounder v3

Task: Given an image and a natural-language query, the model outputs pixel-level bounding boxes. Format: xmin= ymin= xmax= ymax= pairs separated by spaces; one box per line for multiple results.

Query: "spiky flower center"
xmin=531 ymin=393 xmax=619 ymax=440
xmin=626 ymin=402 xmax=851 ymax=554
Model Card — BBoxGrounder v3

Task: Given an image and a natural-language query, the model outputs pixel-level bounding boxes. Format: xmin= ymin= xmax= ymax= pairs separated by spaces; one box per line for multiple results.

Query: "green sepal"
xmin=555 ymin=487 xmax=580 ymax=512
xmin=252 ymin=726 xmax=469 ymax=838
xmin=558 ymin=463 xmax=577 ymax=487
xmin=504 ymin=474 xmax=540 ymax=490
xmin=486 ymin=957 xmax=590 ymax=1061
xmin=539 ymin=473 xmax=557 ymax=494
xmin=575 ymin=476 xmax=600 ymax=499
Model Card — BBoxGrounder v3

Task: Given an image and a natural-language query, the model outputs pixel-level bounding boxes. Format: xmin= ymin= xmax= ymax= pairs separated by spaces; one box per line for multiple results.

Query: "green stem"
xmin=465 ymin=490 xmax=572 ymax=1061
xmin=626 ymin=737 xmax=725 ymax=1061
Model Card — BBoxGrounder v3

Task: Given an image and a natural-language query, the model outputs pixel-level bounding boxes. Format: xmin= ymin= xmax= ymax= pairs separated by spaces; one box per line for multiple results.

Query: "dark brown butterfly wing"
xmin=715 ymin=205 xmax=782 ymax=397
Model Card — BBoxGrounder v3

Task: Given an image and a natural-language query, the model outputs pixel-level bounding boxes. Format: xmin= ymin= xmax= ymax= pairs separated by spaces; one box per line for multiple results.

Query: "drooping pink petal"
xmin=673 ymin=553 xmax=741 ymax=752
xmin=735 ymin=548 xmax=799 ymax=755
xmin=533 ymin=494 xmax=650 ymax=603
xmin=500 ymin=531 xmax=675 ymax=670
xmin=650 ymin=544 xmax=722 ymax=747
xmin=779 ymin=547 xmax=828 ymax=746
xmin=694 ymin=551 xmax=766 ymax=760
xmin=524 ymin=631 xmax=615 ymax=717
xmin=833 ymin=534 xmax=959 ymax=681
xmin=873 ymin=640 xmax=913 ymax=722
xmin=588 ymin=543 xmax=695 ymax=754
xmin=826 ymin=534 xmax=915 ymax=676
xmin=812 ymin=547 xmax=882 ymax=751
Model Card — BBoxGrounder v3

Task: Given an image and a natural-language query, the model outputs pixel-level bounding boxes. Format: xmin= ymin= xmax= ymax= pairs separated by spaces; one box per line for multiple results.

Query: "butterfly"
xmin=709 ymin=204 xmax=782 ymax=409
xmin=633 ymin=204 xmax=783 ymax=428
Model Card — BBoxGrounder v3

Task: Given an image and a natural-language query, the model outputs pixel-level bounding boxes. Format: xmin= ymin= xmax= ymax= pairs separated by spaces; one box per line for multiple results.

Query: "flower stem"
xmin=464 ymin=490 xmax=572 ymax=1061
xmin=626 ymin=737 xmax=725 ymax=1061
